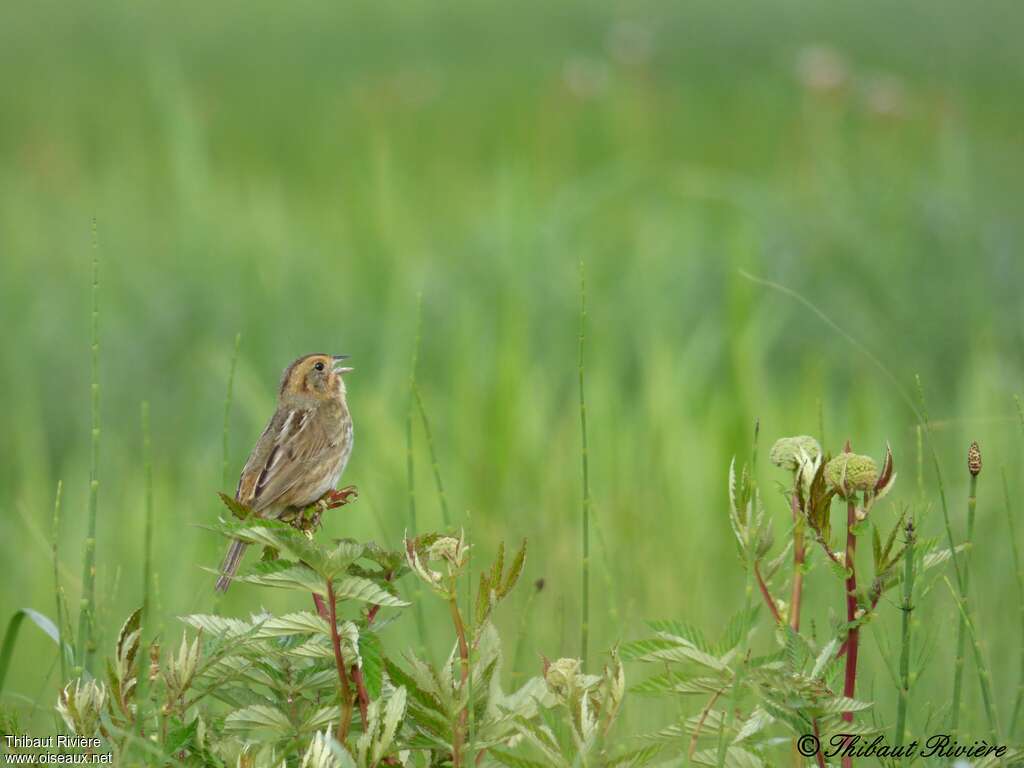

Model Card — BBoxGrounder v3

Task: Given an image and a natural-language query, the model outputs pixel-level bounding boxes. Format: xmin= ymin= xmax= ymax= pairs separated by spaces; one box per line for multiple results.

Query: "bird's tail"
xmin=215 ymin=539 xmax=249 ymax=593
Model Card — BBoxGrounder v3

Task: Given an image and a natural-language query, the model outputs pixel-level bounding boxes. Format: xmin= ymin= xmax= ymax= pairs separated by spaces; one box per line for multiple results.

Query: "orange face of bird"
xmin=279 ymin=354 xmax=353 ymax=401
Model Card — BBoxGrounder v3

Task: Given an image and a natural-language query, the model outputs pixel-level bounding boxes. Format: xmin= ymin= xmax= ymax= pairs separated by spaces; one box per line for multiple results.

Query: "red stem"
xmin=790 ymin=491 xmax=805 ymax=632
xmin=841 ymin=497 xmax=859 ymax=768
xmin=449 ymin=595 xmax=470 ymax=768
xmin=326 ymin=580 xmax=354 ymax=743
xmin=754 ymin=561 xmax=782 ymax=624
xmin=812 ymin=718 xmax=827 ymax=768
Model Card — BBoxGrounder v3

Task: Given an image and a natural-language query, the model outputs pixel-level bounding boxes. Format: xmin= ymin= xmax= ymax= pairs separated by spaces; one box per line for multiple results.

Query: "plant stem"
xmin=578 ymin=256 xmax=591 ymax=671
xmin=407 ymin=296 xmax=429 ymax=654
xmin=790 ymin=490 xmax=805 ymax=632
xmin=950 ymin=470 xmax=977 ymax=736
xmin=894 ymin=519 xmax=915 ymax=748
xmin=413 ymin=383 xmax=451 ymax=528
xmin=841 ymin=496 xmax=860 ymax=768
xmin=136 ymin=403 xmax=154 ymax=740
xmin=449 ymin=592 xmax=470 ymax=768
xmin=51 ymin=481 xmax=66 ymax=684
xmin=754 ymin=561 xmax=782 ymax=624
xmin=812 ymin=718 xmax=826 ymax=768
xmin=77 ymin=220 xmax=100 ymax=676
xmin=944 ymin=578 xmax=1000 ymax=742
xmin=1003 ymin=466 xmax=1024 ymax=741
xmin=326 ymin=580 xmax=354 ymax=744
xmin=222 ymin=333 xmax=241 ymax=489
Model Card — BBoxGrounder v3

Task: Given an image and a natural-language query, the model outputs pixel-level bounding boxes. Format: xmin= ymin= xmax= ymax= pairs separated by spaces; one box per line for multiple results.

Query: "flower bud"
xmin=544 ymin=657 xmax=582 ymax=698
xmin=968 ymin=441 xmax=982 ymax=477
xmin=769 ymin=436 xmax=822 ymax=472
xmin=825 ymin=453 xmax=879 ymax=496
xmin=56 ymin=679 xmax=107 ymax=737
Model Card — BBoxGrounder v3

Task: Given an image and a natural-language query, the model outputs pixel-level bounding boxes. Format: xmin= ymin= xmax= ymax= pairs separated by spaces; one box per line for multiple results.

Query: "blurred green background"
xmin=3 ymin=0 xmax=1024 ymax=744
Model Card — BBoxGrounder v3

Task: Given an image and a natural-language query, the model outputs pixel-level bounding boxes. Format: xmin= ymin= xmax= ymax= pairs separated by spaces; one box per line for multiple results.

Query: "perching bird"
xmin=215 ymin=353 xmax=354 ymax=592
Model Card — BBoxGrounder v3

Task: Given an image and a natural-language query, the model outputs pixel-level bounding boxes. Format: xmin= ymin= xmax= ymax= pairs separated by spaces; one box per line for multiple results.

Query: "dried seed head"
xmin=825 ymin=453 xmax=879 ymax=497
xmin=769 ymin=436 xmax=822 ymax=471
xmin=968 ymin=441 xmax=982 ymax=477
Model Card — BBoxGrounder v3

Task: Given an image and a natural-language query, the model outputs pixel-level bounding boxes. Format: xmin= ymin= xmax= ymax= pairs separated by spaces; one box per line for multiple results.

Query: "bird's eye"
xmin=314 ymin=361 xmax=325 ymax=371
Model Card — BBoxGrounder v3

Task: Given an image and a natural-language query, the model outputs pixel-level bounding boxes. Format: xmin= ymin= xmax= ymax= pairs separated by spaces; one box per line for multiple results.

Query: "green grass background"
xmin=3 ymin=0 xmax=1024 ymax=745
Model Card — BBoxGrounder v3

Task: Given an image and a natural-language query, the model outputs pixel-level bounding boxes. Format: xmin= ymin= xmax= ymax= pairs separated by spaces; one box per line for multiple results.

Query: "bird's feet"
xmin=323 ymin=485 xmax=358 ymax=509
xmin=288 ymin=486 xmax=359 ymax=537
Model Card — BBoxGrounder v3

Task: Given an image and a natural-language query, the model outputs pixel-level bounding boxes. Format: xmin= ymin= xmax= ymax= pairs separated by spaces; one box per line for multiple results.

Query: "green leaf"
xmin=500 ymin=539 xmax=527 ymax=598
xmin=644 ymin=620 xmax=712 ymax=653
xmin=631 ymin=672 xmax=727 ymax=696
xmin=256 ymin=611 xmax=329 ymax=637
xmin=333 ymin=576 xmax=409 ymax=606
xmin=692 ymin=746 xmax=763 ymax=768
xmin=816 ymin=696 xmax=873 ymax=715
xmin=0 ymin=609 xmax=65 ymax=694
xmin=716 ymin=606 xmax=759 ymax=654
xmin=300 ymin=705 xmax=341 ymax=733
xmin=489 ymin=749 xmax=549 ymax=768
xmin=359 ymin=631 xmax=384 ymax=700
xmin=224 ymin=704 xmax=293 ymax=734
xmin=217 ymin=492 xmax=253 ymax=520
xmin=240 ymin=563 xmax=326 ymax=594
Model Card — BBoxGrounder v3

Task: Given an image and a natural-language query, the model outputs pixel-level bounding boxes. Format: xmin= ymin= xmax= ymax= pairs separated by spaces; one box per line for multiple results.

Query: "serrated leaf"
xmin=816 ymin=696 xmax=872 ymax=715
xmin=217 ymin=492 xmax=253 ymax=520
xmin=359 ymin=631 xmax=384 ymax=699
xmin=333 ymin=576 xmax=409 ymax=606
xmin=692 ymin=746 xmax=763 ymax=768
xmin=645 ymin=620 xmax=712 ymax=653
xmin=180 ymin=614 xmax=255 ymax=639
xmin=224 ymin=705 xmax=292 ymax=734
xmin=300 ymin=706 xmax=341 ymax=733
xmin=256 ymin=611 xmax=329 ymax=637
xmin=500 ymin=539 xmax=527 ymax=598
xmin=240 ymin=563 xmax=326 ymax=595
xmin=734 ymin=707 xmax=772 ymax=743
xmin=810 ymin=637 xmax=840 ymax=680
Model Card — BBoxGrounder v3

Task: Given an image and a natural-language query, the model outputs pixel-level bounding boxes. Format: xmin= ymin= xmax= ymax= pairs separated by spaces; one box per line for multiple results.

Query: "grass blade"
xmin=76 ymin=218 xmax=101 ymax=675
xmin=578 ymin=256 xmax=591 ymax=671
xmin=0 ymin=609 xmax=63 ymax=694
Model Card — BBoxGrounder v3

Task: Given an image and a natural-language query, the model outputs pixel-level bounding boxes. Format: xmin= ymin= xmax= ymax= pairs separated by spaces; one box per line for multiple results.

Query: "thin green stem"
xmin=915 ymin=377 xmax=964 ymax=592
xmin=578 ymin=256 xmax=591 ymax=671
xmin=413 ymin=383 xmax=451 ymax=527
xmin=136 ymin=402 xmax=154 ymax=740
xmin=51 ymin=481 xmax=66 ymax=685
xmin=76 ymin=219 xmax=100 ymax=675
xmin=950 ymin=471 xmax=977 ymax=736
xmin=222 ymin=333 xmax=241 ymax=490
xmin=407 ymin=294 xmax=428 ymax=654
xmin=943 ymin=577 xmax=1000 ymax=742
xmin=894 ymin=519 xmax=916 ymax=748
xmin=1002 ymin=467 xmax=1024 ymax=740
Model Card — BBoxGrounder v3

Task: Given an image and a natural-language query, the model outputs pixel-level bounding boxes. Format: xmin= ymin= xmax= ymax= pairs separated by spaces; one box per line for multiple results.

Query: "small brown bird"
xmin=215 ymin=353 xmax=355 ymax=592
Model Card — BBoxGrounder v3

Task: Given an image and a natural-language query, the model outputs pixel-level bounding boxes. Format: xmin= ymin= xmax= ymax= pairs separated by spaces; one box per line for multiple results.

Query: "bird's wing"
xmin=236 ymin=407 xmax=331 ymax=513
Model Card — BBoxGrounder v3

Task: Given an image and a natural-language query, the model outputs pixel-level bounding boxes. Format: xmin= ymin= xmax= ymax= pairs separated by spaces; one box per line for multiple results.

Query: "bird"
xmin=215 ymin=353 xmax=355 ymax=592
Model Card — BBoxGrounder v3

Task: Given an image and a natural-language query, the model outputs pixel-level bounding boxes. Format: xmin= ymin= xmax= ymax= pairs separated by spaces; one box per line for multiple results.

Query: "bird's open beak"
xmin=332 ymin=355 xmax=353 ymax=374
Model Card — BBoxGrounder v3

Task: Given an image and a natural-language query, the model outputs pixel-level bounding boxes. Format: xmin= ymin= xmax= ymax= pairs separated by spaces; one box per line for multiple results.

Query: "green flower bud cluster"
xmin=825 ymin=453 xmax=879 ymax=496
xmin=769 ymin=436 xmax=822 ymax=471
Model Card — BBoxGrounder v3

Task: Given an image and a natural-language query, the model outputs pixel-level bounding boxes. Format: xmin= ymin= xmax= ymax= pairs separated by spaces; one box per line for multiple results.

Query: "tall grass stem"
xmin=51 ymin=481 xmax=66 ymax=684
xmin=578 ymin=256 xmax=591 ymax=671
xmin=950 ymin=469 xmax=977 ymax=735
xmin=413 ymin=384 xmax=451 ymax=528
xmin=76 ymin=219 xmax=101 ymax=675
xmin=894 ymin=519 xmax=915 ymax=747
xmin=1002 ymin=467 xmax=1024 ymax=740
xmin=222 ymin=333 xmax=241 ymax=489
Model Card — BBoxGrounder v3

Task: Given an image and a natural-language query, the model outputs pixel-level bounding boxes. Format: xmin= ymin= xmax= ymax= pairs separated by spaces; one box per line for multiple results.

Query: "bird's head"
xmin=279 ymin=353 xmax=352 ymax=403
